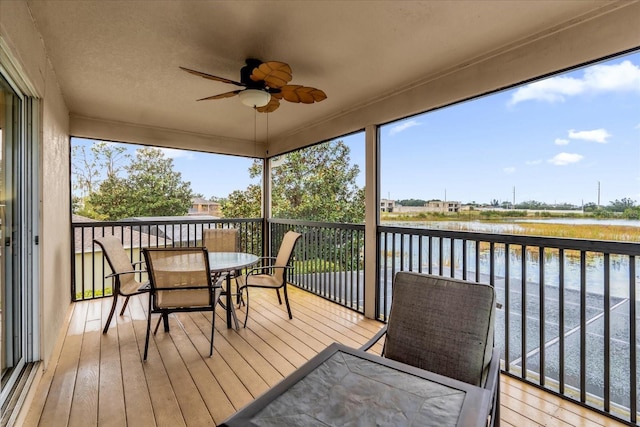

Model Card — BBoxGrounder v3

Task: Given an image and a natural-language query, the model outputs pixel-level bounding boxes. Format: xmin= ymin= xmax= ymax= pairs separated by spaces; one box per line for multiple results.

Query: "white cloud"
xmin=509 ymin=60 xmax=640 ymax=105
xmin=555 ymin=138 xmax=569 ymax=145
xmin=548 ymin=152 xmax=584 ymax=166
xmin=389 ymin=120 xmax=420 ymax=136
xmin=159 ymin=148 xmax=195 ymax=159
xmin=525 ymin=159 xmax=542 ymax=165
xmin=503 ymin=167 xmax=516 ymax=174
xmin=568 ymin=128 xmax=611 ymax=143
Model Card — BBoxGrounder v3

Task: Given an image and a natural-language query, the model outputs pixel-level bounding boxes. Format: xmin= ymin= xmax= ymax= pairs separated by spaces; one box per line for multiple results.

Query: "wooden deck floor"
xmin=23 ymin=286 xmax=626 ymax=427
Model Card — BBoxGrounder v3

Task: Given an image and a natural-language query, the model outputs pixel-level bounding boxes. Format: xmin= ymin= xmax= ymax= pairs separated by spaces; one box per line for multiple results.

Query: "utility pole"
xmin=597 ymin=181 xmax=601 ymax=207
xmin=513 ymin=186 xmax=516 ymax=209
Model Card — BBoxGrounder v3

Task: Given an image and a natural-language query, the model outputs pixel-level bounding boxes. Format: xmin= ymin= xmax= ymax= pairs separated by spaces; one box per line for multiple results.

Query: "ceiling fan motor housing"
xmin=241 ymin=59 xmax=265 ymax=89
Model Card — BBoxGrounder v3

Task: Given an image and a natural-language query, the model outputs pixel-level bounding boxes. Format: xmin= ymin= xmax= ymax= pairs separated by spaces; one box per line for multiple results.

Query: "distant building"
xmin=425 ymin=200 xmax=461 ymax=213
xmin=189 ymin=197 xmax=221 ymax=217
xmin=380 ymin=199 xmax=396 ymax=212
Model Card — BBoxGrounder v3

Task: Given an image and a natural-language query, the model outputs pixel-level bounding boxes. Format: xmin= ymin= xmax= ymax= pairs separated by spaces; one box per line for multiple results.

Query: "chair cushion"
xmin=156 ymin=289 xmax=212 ymax=309
xmin=384 ymin=272 xmax=496 ymax=386
xmin=238 ymin=274 xmax=282 ymax=288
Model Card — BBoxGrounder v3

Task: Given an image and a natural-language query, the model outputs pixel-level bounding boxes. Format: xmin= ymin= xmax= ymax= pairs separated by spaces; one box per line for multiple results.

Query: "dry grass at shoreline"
xmin=516 ymin=223 xmax=640 ymax=242
xmin=382 ymin=215 xmax=640 ymax=243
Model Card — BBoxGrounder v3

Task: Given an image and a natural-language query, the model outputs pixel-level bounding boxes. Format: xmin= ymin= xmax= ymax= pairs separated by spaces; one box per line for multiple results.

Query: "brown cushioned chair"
xmin=142 ymin=247 xmax=222 ymax=360
xmin=203 ymin=227 xmax=241 ymax=328
xmin=362 ymin=271 xmax=501 ymax=426
xmin=236 ymin=231 xmax=302 ymax=327
xmin=94 ymin=236 xmax=150 ymax=334
xmin=203 ymin=228 xmax=239 ymax=254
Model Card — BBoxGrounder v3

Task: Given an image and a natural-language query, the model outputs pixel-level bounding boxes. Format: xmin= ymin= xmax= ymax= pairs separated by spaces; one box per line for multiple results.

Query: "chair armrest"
xmin=153 ymin=285 xmax=217 ymax=291
xmin=484 ymin=347 xmax=501 ymax=392
xmin=246 ymin=264 xmax=293 ymax=276
xmin=105 ymin=268 xmax=145 ymax=279
xmin=483 ymin=347 xmax=501 ymax=427
xmin=360 ymin=325 xmax=388 ymax=352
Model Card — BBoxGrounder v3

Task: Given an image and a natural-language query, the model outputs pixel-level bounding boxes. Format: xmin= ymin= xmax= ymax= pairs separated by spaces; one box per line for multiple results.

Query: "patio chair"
xmin=94 ymin=236 xmax=150 ymax=334
xmin=361 ymin=271 xmax=501 ymax=427
xmin=203 ymin=227 xmax=241 ymax=328
xmin=236 ymin=231 xmax=302 ymax=327
xmin=142 ymin=247 xmax=222 ymax=360
xmin=203 ymin=227 xmax=239 ymax=254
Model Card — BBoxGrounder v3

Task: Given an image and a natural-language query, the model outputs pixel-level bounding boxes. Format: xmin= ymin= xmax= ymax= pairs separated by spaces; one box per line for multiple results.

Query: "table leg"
xmin=224 ymin=274 xmax=240 ymax=330
xmin=226 ymin=274 xmax=232 ymax=328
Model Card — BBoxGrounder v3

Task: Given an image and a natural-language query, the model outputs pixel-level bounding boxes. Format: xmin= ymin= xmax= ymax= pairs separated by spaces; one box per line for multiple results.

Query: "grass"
xmin=381 ymin=211 xmax=640 ymax=242
xmin=514 ymin=223 xmax=640 ymax=242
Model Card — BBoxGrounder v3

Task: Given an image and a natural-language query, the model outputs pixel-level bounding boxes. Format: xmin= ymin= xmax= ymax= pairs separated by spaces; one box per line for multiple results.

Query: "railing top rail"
xmin=72 ymin=218 xmax=262 ymax=227
xmin=379 ymin=224 xmax=640 ymax=256
xmin=269 ymin=218 xmax=365 ymax=231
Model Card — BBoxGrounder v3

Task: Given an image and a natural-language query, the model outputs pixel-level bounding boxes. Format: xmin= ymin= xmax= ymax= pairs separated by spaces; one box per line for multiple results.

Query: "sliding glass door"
xmin=0 ymin=70 xmax=35 ymax=412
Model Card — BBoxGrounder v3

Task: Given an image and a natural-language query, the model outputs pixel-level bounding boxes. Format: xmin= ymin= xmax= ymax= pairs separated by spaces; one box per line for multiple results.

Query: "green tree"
xmin=222 ymin=140 xmax=365 ymax=223
xmin=223 ymin=184 xmax=262 ymax=218
xmin=88 ymin=148 xmax=194 ymax=219
xmin=72 ymin=142 xmax=129 ymax=195
xmin=607 ymin=198 xmax=636 ymax=212
xmin=397 ymin=199 xmax=426 ymax=207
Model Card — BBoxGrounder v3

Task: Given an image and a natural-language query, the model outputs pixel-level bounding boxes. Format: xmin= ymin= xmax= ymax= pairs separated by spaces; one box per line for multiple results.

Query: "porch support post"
xmin=262 ymin=157 xmax=272 ymax=258
xmin=363 ymin=124 xmax=379 ymax=319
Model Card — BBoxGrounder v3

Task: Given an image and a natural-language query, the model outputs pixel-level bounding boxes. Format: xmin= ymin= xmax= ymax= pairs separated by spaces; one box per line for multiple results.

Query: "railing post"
xmin=363 ymin=124 xmax=379 ymax=319
xmin=263 ymin=157 xmax=271 ymax=259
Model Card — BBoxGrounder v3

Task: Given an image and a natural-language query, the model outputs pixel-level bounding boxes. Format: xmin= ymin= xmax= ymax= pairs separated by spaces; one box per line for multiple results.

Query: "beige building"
xmin=189 ymin=197 xmax=221 ymax=217
xmin=425 ymin=200 xmax=461 ymax=213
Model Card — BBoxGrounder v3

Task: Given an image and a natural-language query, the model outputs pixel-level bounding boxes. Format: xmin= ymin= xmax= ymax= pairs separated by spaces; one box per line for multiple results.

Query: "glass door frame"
xmin=0 ymin=53 xmax=40 ymax=411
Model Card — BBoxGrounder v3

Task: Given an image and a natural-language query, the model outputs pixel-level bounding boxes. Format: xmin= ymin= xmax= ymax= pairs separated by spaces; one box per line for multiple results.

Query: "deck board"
xmin=24 ymin=285 xmax=628 ymax=426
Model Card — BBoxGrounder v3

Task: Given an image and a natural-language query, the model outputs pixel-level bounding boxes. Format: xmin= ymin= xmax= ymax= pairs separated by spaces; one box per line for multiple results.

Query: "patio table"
xmin=218 ymin=342 xmax=492 ymax=427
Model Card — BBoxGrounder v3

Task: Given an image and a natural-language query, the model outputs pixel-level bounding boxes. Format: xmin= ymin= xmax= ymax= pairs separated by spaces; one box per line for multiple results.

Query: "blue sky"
xmin=380 ymin=51 xmax=640 ymax=206
xmin=73 ymin=51 xmax=639 ymax=207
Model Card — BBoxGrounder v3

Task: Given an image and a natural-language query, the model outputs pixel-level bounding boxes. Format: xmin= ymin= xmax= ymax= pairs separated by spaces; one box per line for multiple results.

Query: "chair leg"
xmin=103 ymin=295 xmax=119 ymax=334
xmin=209 ymin=309 xmax=216 ymax=357
xmin=243 ymin=289 xmax=250 ymax=328
xmin=119 ymin=295 xmax=130 ymax=315
xmin=275 ymin=288 xmax=282 ymax=304
xmin=153 ymin=314 xmax=164 ymax=334
xmin=144 ymin=296 xmax=152 ymax=361
xmin=283 ymin=285 xmax=293 ymax=319
xmin=217 ymin=297 xmax=240 ymax=330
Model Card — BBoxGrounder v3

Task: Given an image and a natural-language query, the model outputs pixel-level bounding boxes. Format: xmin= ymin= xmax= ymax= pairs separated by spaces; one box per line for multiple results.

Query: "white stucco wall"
xmin=0 ymin=1 xmax=71 ymax=367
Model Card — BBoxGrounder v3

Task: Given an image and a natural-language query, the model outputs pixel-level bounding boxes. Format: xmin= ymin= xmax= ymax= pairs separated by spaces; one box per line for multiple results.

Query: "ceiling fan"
xmin=180 ymin=59 xmax=327 ymax=113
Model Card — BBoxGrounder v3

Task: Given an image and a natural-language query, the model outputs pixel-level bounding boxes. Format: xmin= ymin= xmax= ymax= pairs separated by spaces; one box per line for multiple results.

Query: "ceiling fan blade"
xmin=256 ymin=97 xmax=281 ymax=113
xmin=280 ymin=85 xmax=327 ymax=104
xmin=196 ymin=90 xmax=242 ymax=101
xmin=180 ymin=66 xmax=245 ymax=87
xmin=250 ymin=61 xmax=292 ymax=89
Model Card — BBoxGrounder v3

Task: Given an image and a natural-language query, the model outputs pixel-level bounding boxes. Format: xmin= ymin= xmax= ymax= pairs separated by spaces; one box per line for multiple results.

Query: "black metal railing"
xmin=70 ymin=217 xmax=640 ymax=423
xmin=71 ymin=218 xmax=262 ymax=301
xmin=270 ymin=219 xmax=366 ymax=313
xmin=379 ymin=224 xmax=640 ymax=424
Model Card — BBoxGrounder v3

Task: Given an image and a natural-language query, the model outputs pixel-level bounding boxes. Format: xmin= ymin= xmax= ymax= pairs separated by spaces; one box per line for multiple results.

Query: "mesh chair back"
xmin=94 ymin=236 xmax=139 ymax=292
xmin=384 ymin=271 xmax=496 ymax=386
xmin=144 ymin=247 xmax=215 ymax=309
xmin=203 ymin=228 xmax=239 ymax=253
xmin=273 ymin=231 xmax=302 ymax=283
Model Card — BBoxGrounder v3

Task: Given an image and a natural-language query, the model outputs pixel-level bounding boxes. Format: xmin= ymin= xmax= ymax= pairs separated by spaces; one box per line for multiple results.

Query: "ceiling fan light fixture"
xmin=238 ymin=89 xmax=271 ymax=108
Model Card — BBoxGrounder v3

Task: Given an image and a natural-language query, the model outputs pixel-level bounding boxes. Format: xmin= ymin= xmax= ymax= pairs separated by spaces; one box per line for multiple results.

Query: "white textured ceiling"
xmin=26 ymin=0 xmax=631 ymax=155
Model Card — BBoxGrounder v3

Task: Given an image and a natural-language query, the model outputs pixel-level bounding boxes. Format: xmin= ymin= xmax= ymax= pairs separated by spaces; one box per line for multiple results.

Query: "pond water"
xmin=381 ymin=219 xmax=640 ymax=298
